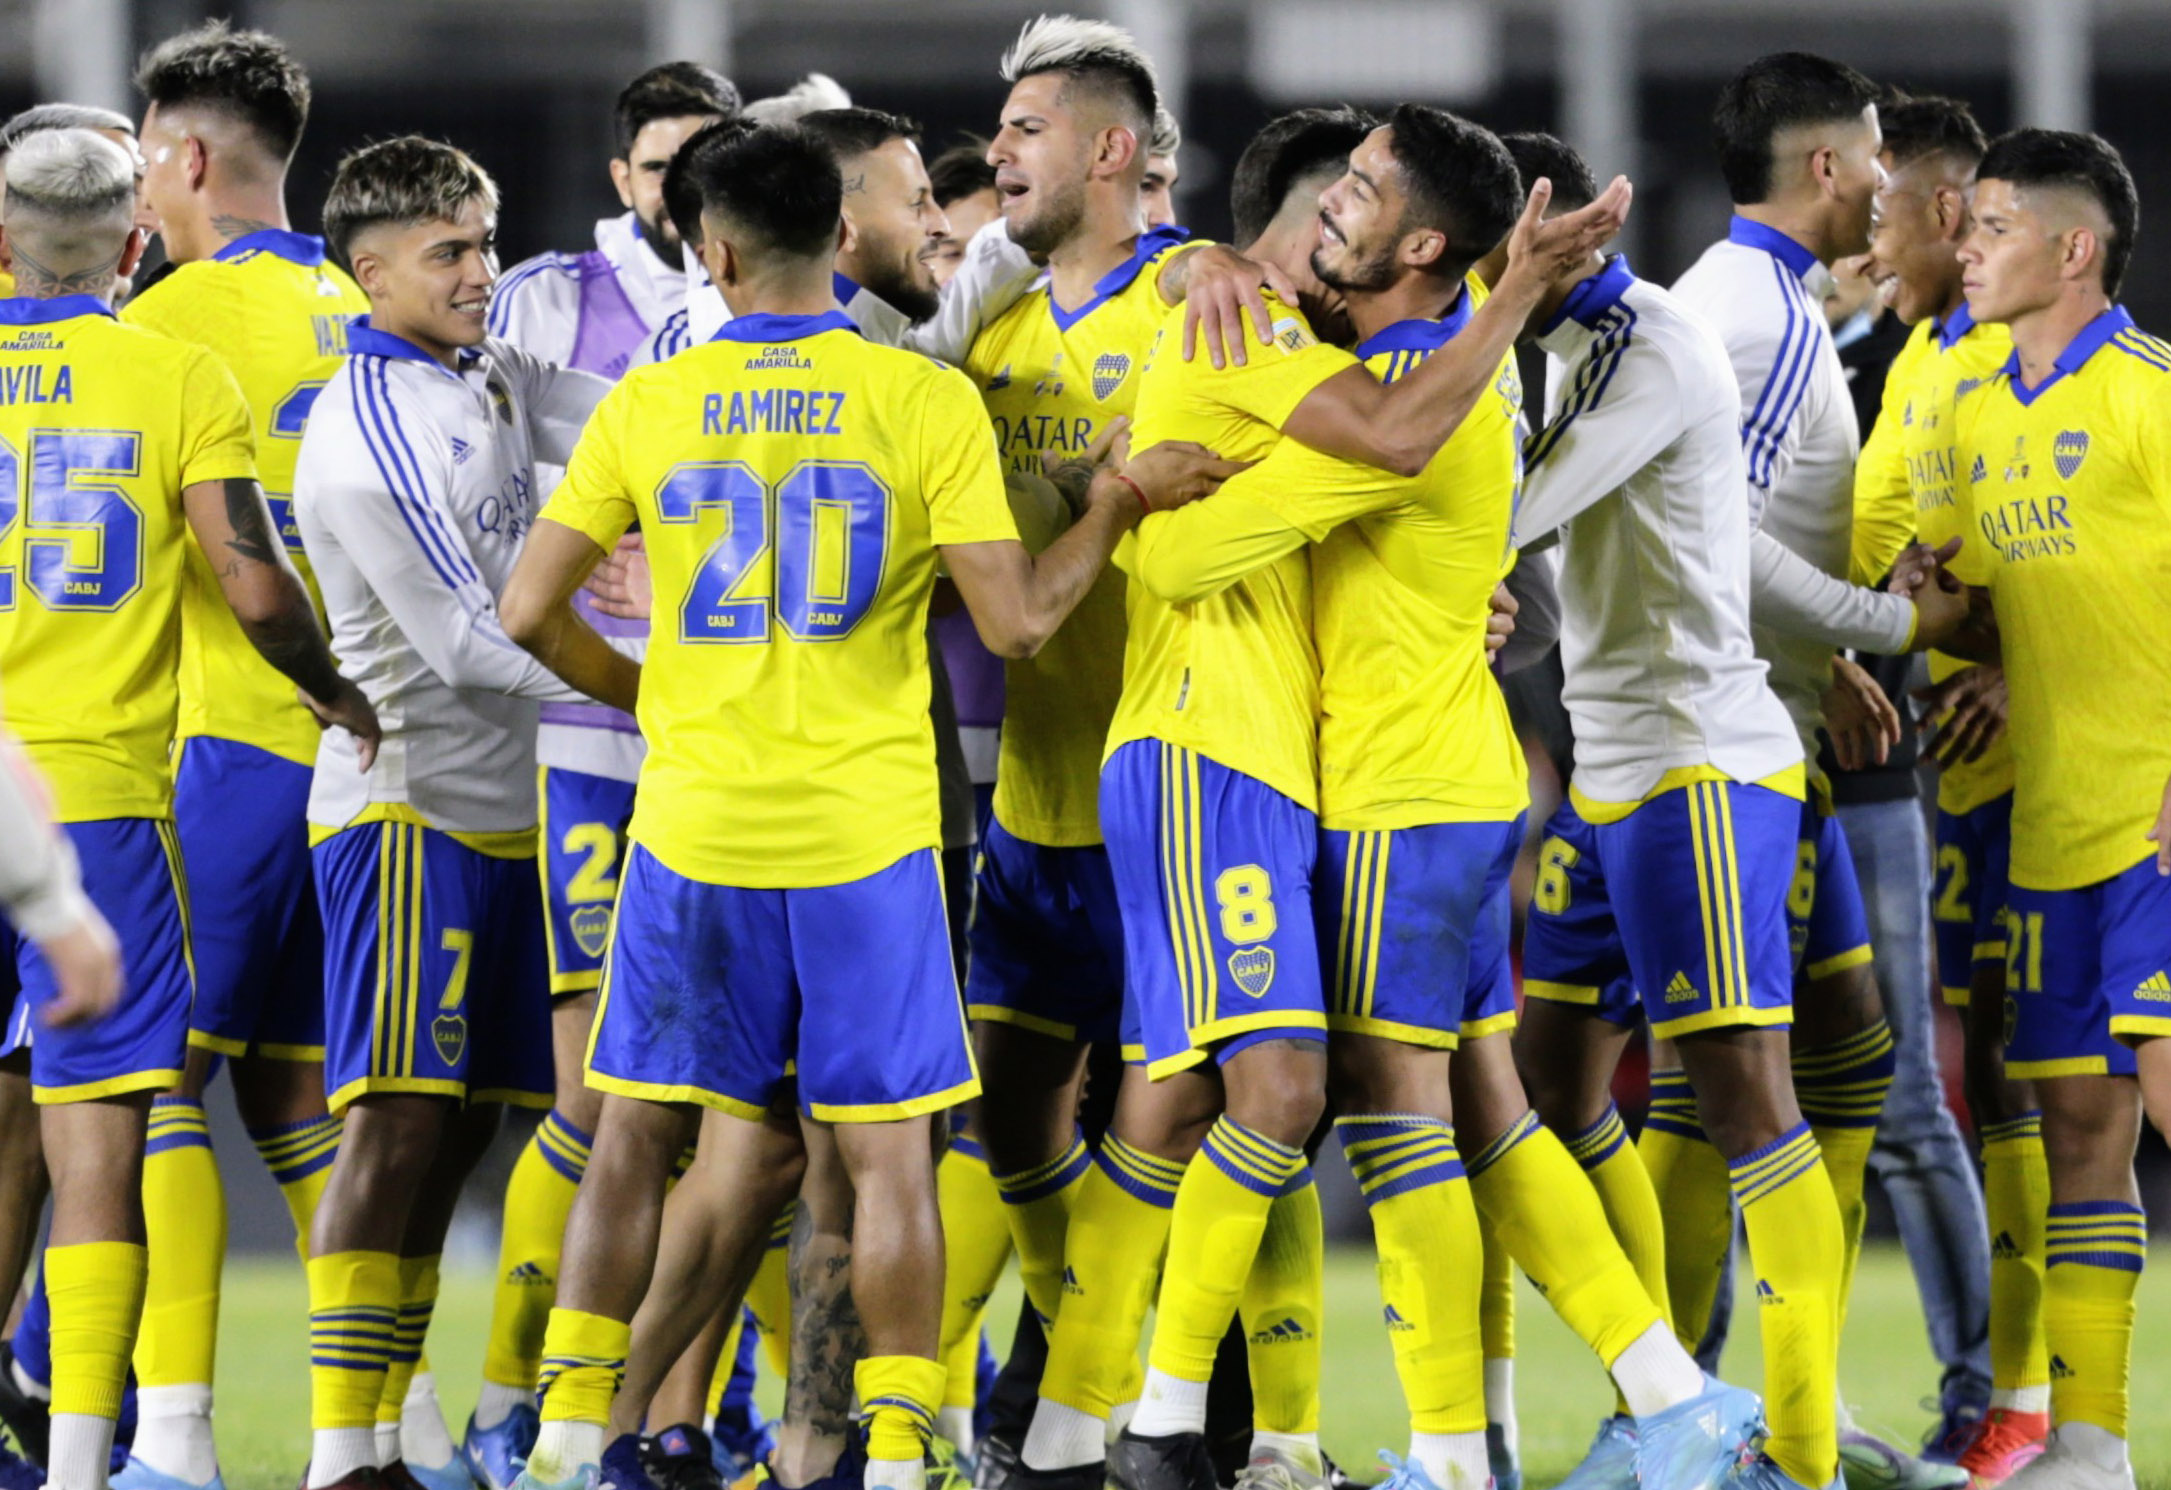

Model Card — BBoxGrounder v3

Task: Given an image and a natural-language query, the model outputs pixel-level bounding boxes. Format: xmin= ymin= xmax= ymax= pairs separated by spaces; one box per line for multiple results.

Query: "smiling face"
xmin=926 ymin=184 xmax=1000 ymax=287
xmin=1311 ymin=127 xmax=1413 ymax=295
xmin=348 ymin=195 xmax=498 ymax=359
xmin=1141 ymin=151 xmax=1179 ymax=228
xmin=1820 ymin=104 xmax=1886 ymax=257
xmin=841 ymin=136 xmax=951 ymax=323
xmin=613 ymin=112 xmax=718 ymax=255
xmin=1865 ymin=151 xmax=1970 ymax=326
xmin=1956 ymin=177 xmax=2077 ymax=326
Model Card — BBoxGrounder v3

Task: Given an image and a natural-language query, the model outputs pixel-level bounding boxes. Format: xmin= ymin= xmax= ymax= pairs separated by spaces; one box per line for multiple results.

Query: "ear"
xmin=118 ymin=226 xmax=148 ymax=281
xmin=837 ymin=202 xmax=860 ymax=256
xmin=1809 ymin=143 xmax=1841 ymax=200
xmin=0 ymin=225 xmax=11 ymax=275
xmin=186 ymin=134 xmax=211 ymax=192
xmin=608 ymin=157 xmax=635 ymax=211
xmin=1091 ymin=123 xmax=1140 ymax=181
xmin=2061 ymin=224 xmax=2101 ymax=285
xmin=1399 ymin=223 xmax=1450 ymax=273
xmin=350 ymin=247 xmax=385 ymax=299
xmin=1933 ymin=182 xmax=1968 ymax=240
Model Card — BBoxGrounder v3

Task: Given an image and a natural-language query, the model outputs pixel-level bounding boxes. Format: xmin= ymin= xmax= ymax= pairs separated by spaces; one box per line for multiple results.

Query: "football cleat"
xmin=1107 ymin=1430 xmax=1218 ymax=1490
xmin=1552 ymin=1419 xmax=1638 ymax=1490
xmin=1234 ymin=1445 xmax=1331 ymax=1490
xmin=0 ymin=1344 xmax=49 ymax=1469
xmin=643 ymin=1426 xmax=724 ymax=1490
xmin=1838 ymin=1413 xmax=1969 ymax=1490
xmin=464 ymin=1404 xmax=541 ymax=1490
xmin=1954 ymin=1410 xmax=2049 ymax=1488
xmin=1483 ymin=1428 xmax=1518 ymax=1490
xmin=1370 ymin=1453 xmax=1468 ymax=1490
xmin=112 ymin=1459 xmax=226 ymax=1490
xmin=709 ymin=1404 xmax=776 ymax=1487
xmin=1636 ymin=1377 xmax=1765 ymax=1490
xmin=406 ymin=1458 xmax=478 ymax=1490
xmin=510 ymin=1453 xmax=601 ymax=1490
xmin=1721 ymin=1456 xmax=1841 ymax=1490
xmin=970 ymin=1436 xmax=1020 ymax=1490
xmin=1005 ymin=1462 xmax=1104 ymax=1490
xmin=0 ymin=1437 xmax=41 ymax=1490
xmin=1986 ymin=1432 xmax=2132 ymax=1490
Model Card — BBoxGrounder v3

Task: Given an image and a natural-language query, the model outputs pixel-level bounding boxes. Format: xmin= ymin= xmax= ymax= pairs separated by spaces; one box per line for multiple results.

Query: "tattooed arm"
xmin=180 ymin=475 xmax=381 ymax=766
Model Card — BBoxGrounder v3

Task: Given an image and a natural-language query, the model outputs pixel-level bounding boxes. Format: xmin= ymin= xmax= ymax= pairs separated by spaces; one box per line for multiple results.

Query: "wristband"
xmin=1113 ymin=472 xmax=1152 ymax=516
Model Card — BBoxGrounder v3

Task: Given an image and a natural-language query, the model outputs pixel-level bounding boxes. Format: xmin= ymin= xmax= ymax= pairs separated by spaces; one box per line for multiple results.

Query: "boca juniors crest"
xmin=571 ymin=904 xmax=613 ymax=959
xmin=2054 ymin=430 xmax=2090 ymax=479
xmin=1229 ymin=945 xmax=1276 ymax=998
xmin=432 ymin=1012 xmax=468 ymax=1066
xmin=1092 ymin=351 xmax=1132 ymax=400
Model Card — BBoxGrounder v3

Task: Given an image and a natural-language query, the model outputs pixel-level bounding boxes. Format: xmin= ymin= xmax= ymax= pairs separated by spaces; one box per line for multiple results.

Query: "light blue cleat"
xmin=1554 ymin=1417 xmax=1638 ymax=1490
xmin=408 ymin=1458 xmax=479 ymax=1490
xmin=1485 ymin=1427 xmax=1519 ymax=1490
xmin=1372 ymin=1453 xmax=1448 ymax=1490
xmin=1724 ymin=1455 xmax=1843 ymax=1490
xmin=1636 ymin=1376 xmax=1765 ymax=1490
xmin=111 ymin=1458 xmax=226 ymax=1490
xmin=465 ymin=1406 xmax=541 ymax=1490
xmin=509 ymin=1463 xmax=598 ymax=1490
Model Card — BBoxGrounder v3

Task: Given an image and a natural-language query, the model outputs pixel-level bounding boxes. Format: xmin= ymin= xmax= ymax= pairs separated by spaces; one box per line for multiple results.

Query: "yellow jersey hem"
xmin=979 ymin=815 xmax=1104 ymax=851
xmin=805 ymin=1075 xmax=982 ymax=1124
xmin=1102 ymin=728 xmax=1319 ymax=820
xmin=1319 ymin=803 xmax=1527 ymax=834
xmin=33 ymin=1068 xmax=184 ymax=1105
xmin=2010 ymin=846 xmax=2161 ymax=897
xmin=174 ymin=728 xmax=319 ymax=771
xmin=309 ymin=804 xmax=537 ymax=860
xmin=1571 ymin=763 xmax=1808 ymax=826
xmin=1648 ymin=1004 xmax=1794 ymax=1040
xmin=631 ymin=831 xmax=943 ymax=891
xmin=1326 ymin=1012 xmax=1458 ymax=1050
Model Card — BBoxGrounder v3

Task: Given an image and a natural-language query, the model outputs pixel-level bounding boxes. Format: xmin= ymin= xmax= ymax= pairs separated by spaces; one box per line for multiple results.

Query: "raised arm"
xmin=498 ymin=342 xmax=613 ymax=467
xmin=1512 ymin=341 xmax=1685 ymax=546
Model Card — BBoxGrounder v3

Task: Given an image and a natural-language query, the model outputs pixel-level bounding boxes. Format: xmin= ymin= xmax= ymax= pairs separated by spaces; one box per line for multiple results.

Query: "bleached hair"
xmin=3 ymin=128 xmax=135 ymax=225
xmin=743 ymin=74 xmax=853 ymax=127
xmin=1150 ymin=106 xmax=1181 ymax=159
xmin=999 ymin=15 xmax=1159 ymax=127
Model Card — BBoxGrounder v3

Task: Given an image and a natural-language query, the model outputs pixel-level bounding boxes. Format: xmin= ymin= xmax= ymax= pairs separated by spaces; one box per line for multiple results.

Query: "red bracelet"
xmin=1114 ymin=472 xmax=1152 ymax=516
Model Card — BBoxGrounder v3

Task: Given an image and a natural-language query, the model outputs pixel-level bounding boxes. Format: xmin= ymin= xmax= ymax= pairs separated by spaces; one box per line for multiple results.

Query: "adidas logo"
xmin=450 ymin=436 xmax=474 ymax=465
xmin=1248 ymin=1317 xmax=1312 ymax=1346
xmin=1665 ymin=971 xmax=1698 ymax=1004
xmin=986 ymin=365 xmax=1012 ymax=391
xmin=1990 ymin=1231 xmax=2021 ymax=1260
xmin=1971 ymin=453 xmax=1988 ymax=484
xmin=1383 ymin=1304 xmax=1414 ymax=1333
xmin=504 ymin=1261 xmax=550 ymax=1286
xmin=1061 ymin=1266 xmax=1084 ymax=1297
xmin=1755 ymin=1278 xmax=1781 ymax=1305
xmin=2136 ymin=971 xmax=2171 ymax=1003
xmin=2049 ymin=1354 xmax=2073 ymax=1381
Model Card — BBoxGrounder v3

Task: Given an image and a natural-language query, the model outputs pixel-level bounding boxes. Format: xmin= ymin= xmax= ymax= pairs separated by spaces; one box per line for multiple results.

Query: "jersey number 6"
xmin=656 ymin=459 xmax=891 ymax=644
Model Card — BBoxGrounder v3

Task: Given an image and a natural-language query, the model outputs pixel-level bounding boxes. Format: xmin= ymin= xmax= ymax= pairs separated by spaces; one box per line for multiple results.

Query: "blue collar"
xmin=1542 ymin=253 xmax=1635 ymax=335
xmin=1353 ymin=284 xmax=1475 ymax=360
xmin=833 ymin=270 xmax=861 ymax=304
xmin=1728 ymin=215 xmax=1820 ymax=280
xmin=212 ymin=228 xmax=328 ymax=267
xmin=345 ymin=314 xmax=478 ymax=374
xmin=1933 ymin=299 xmax=1977 ymax=351
xmin=710 ymin=309 xmax=862 ymax=344
xmin=2000 ymin=304 xmax=2133 ymax=405
xmin=0 ymin=294 xmax=115 ymax=325
xmin=1046 ymin=223 xmax=1191 ymax=333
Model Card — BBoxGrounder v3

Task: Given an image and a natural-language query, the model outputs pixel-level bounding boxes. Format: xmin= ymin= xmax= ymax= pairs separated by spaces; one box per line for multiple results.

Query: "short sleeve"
xmin=539 ymin=380 xmax=638 ymax=551
xmin=177 ymin=348 xmax=258 ymax=487
xmin=922 ymin=369 xmax=1019 ymax=547
xmin=1195 ymin=299 xmax=1357 ymax=430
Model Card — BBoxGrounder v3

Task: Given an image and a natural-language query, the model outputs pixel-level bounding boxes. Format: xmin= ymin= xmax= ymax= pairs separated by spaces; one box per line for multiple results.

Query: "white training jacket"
xmin=1513 ymin=256 xmax=1802 ymax=803
xmin=295 ymin=318 xmax=610 ymax=838
xmin=1672 ymin=217 xmax=1916 ymax=759
xmin=0 ymin=725 xmax=91 ymax=945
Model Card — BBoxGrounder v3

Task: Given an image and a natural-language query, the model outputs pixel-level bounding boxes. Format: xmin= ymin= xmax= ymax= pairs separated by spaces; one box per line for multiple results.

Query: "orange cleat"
xmin=1957 ymin=1410 xmax=2050 ymax=1488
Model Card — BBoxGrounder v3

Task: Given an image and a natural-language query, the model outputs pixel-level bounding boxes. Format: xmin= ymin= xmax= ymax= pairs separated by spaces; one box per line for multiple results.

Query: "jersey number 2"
xmin=0 ymin=429 xmax=146 ymax=612
xmin=657 ymin=459 xmax=890 ymax=644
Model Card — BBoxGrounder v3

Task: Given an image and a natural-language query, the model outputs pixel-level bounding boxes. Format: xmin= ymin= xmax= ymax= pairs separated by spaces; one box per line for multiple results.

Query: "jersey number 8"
xmin=0 ymin=429 xmax=145 ymax=613
xmin=657 ymin=459 xmax=890 ymax=644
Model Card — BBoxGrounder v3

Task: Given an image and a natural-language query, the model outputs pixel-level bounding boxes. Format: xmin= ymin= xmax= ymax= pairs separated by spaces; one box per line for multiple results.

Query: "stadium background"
xmin=2 ymin=0 xmax=2168 ymax=1474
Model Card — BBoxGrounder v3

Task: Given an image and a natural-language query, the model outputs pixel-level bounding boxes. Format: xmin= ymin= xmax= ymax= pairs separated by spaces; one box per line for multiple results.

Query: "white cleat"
xmin=1993 ymin=1431 xmax=2135 ymax=1490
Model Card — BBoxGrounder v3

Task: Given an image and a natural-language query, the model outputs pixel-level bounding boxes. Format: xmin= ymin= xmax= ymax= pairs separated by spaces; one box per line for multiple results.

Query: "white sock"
xmin=47 ymin=1414 xmax=118 ymax=1490
xmin=1989 ymin=1385 xmax=2051 ymax=1413
xmin=1023 ymin=1400 xmax=1104 ymax=1471
xmin=1106 ymin=1401 xmax=1138 ymax=1440
xmin=474 ymin=1380 xmax=534 ymax=1432
xmin=866 ymin=1455 xmax=926 ymax=1490
xmin=935 ymin=1406 xmax=975 ymax=1457
xmin=1611 ymin=1322 xmax=1709 ymax=1419
xmin=2056 ymin=1424 xmax=2130 ymax=1472
xmin=1408 ymin=1431 xmax=1489 ymax=1490
xmin=310 ymin=1426 xmax=380 ymax=1488
xmin=1250 ymin=1432 xmax=1321 ymax=1473
xmin=132 ymin=1384 xmax=220 ymax=1484
xmin=375 ymin=1422 xmax=402 ymax=1468
xmin=528 ymin=1420 xmax=607 ymax=1483
xmin=404 ymin=1372 xmax=460 ymax=1469
xmin=1482 ymin=1358 xmax=1517 ymax=1455
xmin=1124 ymin=1370 xmax=1208 ymax=1439
xmin=11 ymin=1358 xmax=51 ymax=1403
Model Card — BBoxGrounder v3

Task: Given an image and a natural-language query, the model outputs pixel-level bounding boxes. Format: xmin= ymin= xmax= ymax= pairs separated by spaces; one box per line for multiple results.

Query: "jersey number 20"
xmin=0 ymin=429 xmax=145 ymax=612
xmin=657 ymin=459 xmax=890 ymax=643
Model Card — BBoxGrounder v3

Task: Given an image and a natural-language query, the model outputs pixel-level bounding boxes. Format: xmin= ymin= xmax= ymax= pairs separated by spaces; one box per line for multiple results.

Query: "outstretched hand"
xmin=1497 ymin=173 xmax=1634 ymax=297
xmin=1180 ymin=245 xmax=1302 ymax=371
xmin=1822 ymin=654 xmax=1901 ymax=771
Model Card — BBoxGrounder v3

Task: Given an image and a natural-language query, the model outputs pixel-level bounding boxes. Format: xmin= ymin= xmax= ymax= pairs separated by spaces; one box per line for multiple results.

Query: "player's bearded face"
xmin=359 ymin=199 xmax=499 ymax=354
xmin=616 ymin=114 xmax=716 ymax=256
xmin=990 ymin=74 xmax=1094 ymax=257
xmin=1311 ymin=134 xmax=1403 ymax=295
xmin=1957 ymin=178 xmax=2065 ymax=324
xmin=844 ymin=138 xmax=949 ymax=324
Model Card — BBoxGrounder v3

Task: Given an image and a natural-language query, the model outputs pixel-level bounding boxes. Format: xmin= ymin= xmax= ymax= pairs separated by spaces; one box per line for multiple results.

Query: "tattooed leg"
xmin=774 ymin=1124 xmax=866 ymax=1485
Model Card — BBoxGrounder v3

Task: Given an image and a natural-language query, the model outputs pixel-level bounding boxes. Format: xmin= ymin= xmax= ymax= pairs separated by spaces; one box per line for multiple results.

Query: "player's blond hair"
xmin=323 ymin=135 xmax=498 ymax=266
xmin=999 ymin=15 xmax=1158 ymax=130
xmin=1150 ymin=106 xmax=1181 ymax=159
xmin=2 ymin=128 xmax=136 ymax=260
xmin=743 ymin=74 xmax=853 ymax=127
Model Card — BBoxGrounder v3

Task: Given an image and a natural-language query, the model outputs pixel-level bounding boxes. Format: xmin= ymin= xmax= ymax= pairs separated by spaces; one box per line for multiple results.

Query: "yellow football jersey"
xmin=541 ymin=309 xmax=1017 ymax=889
xmin=0 ymin=295 xmax=257 ymax=820
xmin=961 ymin=226 xmax=1189 ymax=846
xmin=122 ymin=231 xmax=366 ymax=765
xmin=1951 ymin=305 xmax=2171 ymax=890
xmin=1855 ymin=306 xmax=2015 ymax=815
xmin=1109 ymin=292 xmax=1353 ymax=810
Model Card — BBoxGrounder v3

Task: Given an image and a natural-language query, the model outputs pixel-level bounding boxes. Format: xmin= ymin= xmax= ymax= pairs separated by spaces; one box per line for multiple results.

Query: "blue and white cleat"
xmin=1636 ymin=1376 xmax=1765 ymax=1490
xmin=509 ymin=1446 xmax=601 ymax=1490
xmin=1371 ymin=1454 xmax=1451 ymax=1490
xmin=596 ymin=1438 xmax=662 ymax=1490
xmin=708 ymin=1406 xmax=774 ymax=1486
xmin=0 ymin=1438 xmax=42 ymax=1490
xmin=407 ymin=1458 xmax=479 ymax=1490
xmin=1554 ymin=1418 xmax=1639 ymax=1490
xmin=465 ymin=1405 xmax=541 ymax=1490
xmin=1723 ymin=1455 xmax=1842 ymax=1490
xmin=112 ymin=1458 xmax=226 ymax=1490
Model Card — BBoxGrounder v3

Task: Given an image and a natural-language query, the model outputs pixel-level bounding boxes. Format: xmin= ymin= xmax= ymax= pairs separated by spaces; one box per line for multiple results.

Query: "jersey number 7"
xmin=657 ymin=459 xmax=890 ymax=644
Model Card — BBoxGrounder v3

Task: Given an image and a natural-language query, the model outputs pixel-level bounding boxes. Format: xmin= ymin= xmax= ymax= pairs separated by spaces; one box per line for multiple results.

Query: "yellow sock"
xmin=1794 ymin=1022 xmax=1895 ymax=1321
xmin=536 ymin=1307 xmax=630 ymax=1428
xmin=746 ymin=1205 xmax=794 ymax=1379
xmin=481 ymin=1109 xmax=590 ymax=1391
xmin=1638 ymin=1072 xmax=1733 ymax=1351
xmin=45 ymin=1241 xmax=149 ymax=1421
xmin=1732 ymin=1124 xmax=1842 ymax=1488
xmin=1478 ymin=1205 xmax=1514 ymax=1369
xmin=248 ymin=1113 xmax=342 ymax=1265
xmin=1148 ymin=1118 xmax=1305 ymax=1386
xmin=2043 ymin=1202 xmax=2146 ymax=1436
xmin=1241 ymin=1169 xmax=1323 ymax=1436
xmin=1042 ymin=1136 xmax=1180 ymax=1418
xmin=1470 ymin=1112 xmax=1661 ymax=1370
xmin=1565 ymin=1103 xmax=1671 ymax=1318
xmin=308 ymin=1250 xmax=400 ymax=1431
xmin=136 ymin=1097 xmax=225 ymax=1391
xmin=857 ymin=1355 xmax=946 ymax=1463
xmin=377 ymin=1256 xmax=441 ymax=1428
xmin=1981 ymin=1113 xmax=2051 ymax=1401
xmin=1338 ymin=1114 xmax=1485 ymax=1436
xmin=994 ymin=1131 xmax=1091 ymax=1327
xmin=939 ymin=1129 xmax=1011 ymax=1409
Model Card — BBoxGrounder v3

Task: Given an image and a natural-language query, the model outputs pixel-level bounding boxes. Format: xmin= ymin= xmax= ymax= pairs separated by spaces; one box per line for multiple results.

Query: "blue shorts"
xmin=538 ymin=766 xmax=636 ymax=998
xmin=1933 ymin=796 xmax=2013 ymax=1007
xmin=1314 ymin=816 xmax=1525 ymax=1050
xmin=1522 ymin=780 xmax=1797 ymax=1038
xmin=964 ymin=816 xmax=1125 ymax=1045
xmin=588 ymin=843 xmax=976 ymax=1122
xmin=1101 ymin=741 xmax=1323 ymax=1079
xmin=314 ymin=820 xmax=553 ymax=1113
xmin=174 ymin=738 xmax=323 ymax=1060
xmin=2003 ymin=856 xmax=2171 ymax=1079
xmin=1 ymin=819 xmax=193 ymax=1102
xmin=1791 ymin=798 xmax=1874 ymax=984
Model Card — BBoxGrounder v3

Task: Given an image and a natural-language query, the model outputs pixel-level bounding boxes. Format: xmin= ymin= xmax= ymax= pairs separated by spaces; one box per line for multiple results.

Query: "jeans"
xmin=1840 ymin=794 xmax=1994 ymax=1414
